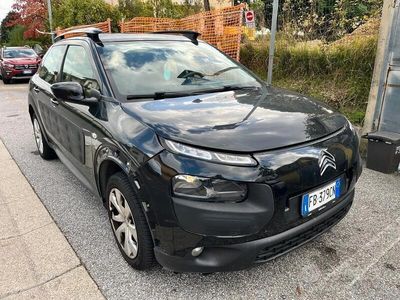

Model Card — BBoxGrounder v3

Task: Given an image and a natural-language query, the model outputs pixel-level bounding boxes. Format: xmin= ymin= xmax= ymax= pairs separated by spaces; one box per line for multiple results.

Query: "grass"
xmin=240 ymin=35 xmax=378 ymax=125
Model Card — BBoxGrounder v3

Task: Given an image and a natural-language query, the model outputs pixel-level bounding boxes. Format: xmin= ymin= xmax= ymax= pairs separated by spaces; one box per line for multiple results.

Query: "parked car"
xmin=28 ymin=28 xmax=362 ymax=273
xmin=0 ymin=46 xmax=41 ymax=84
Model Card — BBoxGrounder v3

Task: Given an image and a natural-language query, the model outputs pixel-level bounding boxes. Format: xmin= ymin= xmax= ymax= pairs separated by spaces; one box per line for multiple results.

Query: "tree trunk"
xmin=203 ymin=0 xmax=210 ymax=11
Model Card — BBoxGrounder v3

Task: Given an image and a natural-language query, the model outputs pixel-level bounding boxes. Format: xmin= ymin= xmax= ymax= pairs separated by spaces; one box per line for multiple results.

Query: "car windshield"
xmin=3 ymin=49 xmax=37 ymax=59
xmin=97 ymin=40 xmax=262 ymax=98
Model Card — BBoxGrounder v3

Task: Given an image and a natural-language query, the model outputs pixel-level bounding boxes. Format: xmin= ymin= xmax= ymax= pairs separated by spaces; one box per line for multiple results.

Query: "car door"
xmin=53 ymin=42 xmax=105 ymax=190
xmin=31 ymin=45 xmax=67 ymax=146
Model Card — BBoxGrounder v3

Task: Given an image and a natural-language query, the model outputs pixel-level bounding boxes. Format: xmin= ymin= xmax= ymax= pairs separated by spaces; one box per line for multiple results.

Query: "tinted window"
xmin=97 ymin=41 xmax=261 ymax=97
xmin=61 ymin=45 xmax=99 ymax=92
xmin=4 ymin=48 xmax=37 ymax=58
xmin=38 ymin=46 xmax=66 ymax=84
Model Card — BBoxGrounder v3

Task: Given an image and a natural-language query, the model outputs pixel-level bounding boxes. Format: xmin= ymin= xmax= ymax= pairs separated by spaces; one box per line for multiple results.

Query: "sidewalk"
xmin=0 ymin=140 xmax=104 ymax=299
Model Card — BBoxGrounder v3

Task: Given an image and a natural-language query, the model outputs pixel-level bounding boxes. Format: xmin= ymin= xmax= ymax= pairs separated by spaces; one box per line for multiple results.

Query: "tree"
xmin=118 ymin=0 xmax=153 ymax=20
xmin=7 ymin=25 xmax=26 ymax=46
xmin=260 ymin=0 xmax=383 ymax=40
xmin=8 ymin=0 xmax=47 ymax=39
xmin=53 ymin=0 xmax=119 ymax=28
xmin=0 ymin=11 xmax=19 ymax=43
xmin=147 ymin=0 xmax=202 ymax=18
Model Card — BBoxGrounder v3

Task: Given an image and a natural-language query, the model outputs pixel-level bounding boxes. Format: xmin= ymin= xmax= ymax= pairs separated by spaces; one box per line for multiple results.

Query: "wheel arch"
xmin=28 ymin=104 xmax=35 ymax=120
xmin=95 ymin=146 xmax=157 ymax=240
xmin=98 ymin=158 xmax=128 ymax=202
xmin=28 ymin=103 xmax=52 ymax=146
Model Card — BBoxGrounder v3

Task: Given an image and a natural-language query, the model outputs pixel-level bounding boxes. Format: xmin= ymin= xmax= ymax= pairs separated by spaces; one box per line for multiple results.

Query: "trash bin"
xmin=365 ymin=131 xmax=400 ymax=174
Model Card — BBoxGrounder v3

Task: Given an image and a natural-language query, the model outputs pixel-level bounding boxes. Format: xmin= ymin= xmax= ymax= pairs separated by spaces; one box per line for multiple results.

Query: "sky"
xmin=0 ymin=0 xmax=14 ymax=24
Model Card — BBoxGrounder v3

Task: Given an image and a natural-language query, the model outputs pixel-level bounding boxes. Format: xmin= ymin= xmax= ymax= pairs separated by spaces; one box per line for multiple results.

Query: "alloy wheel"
xmin=109 ymin=188 xmax=138 ymax=258
xmin=33 ymin=118 xmax=44 ymax=154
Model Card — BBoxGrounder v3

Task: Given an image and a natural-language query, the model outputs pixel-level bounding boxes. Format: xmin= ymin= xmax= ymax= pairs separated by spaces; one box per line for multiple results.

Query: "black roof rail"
xmin=55 ymin=27 xmax=103 ymax=44
xmin=152 ymin=30 xmax=201 ymax=44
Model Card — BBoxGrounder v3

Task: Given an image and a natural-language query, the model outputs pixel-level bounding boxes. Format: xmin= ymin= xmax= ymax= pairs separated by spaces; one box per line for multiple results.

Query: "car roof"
xmin=3 ymin=46 xmax=32 ymax=49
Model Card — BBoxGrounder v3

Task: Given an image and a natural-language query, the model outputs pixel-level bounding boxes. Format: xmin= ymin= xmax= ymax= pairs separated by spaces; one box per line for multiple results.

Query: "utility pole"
xmin=46 ymin=0 xmax=54 ymax=43
xmin=362 ymin=0 xmax=395 ymax=135
xmin=267 ymin=0 xmax=279 ymax=85
xmin=203 ymin=0 xmax=210 ymax=11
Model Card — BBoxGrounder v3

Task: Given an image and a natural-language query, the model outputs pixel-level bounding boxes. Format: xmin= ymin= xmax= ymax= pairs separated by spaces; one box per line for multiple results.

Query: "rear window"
xmin=97 ymin=40 xmax=261 ymax=98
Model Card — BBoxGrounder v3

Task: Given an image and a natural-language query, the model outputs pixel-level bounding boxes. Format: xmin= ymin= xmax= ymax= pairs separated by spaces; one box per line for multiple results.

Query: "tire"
xmin=2 ymin=76 xmax=11 ymax=84
xmin=106 ymin=172 xmax=154 ymax=270
xmin=31 ymin=114 xmax=56 ymax=160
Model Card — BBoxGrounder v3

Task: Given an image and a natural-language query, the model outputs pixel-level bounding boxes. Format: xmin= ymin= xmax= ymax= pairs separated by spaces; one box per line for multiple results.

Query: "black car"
xmin=28 ymin=28 xmax=362 ymax=273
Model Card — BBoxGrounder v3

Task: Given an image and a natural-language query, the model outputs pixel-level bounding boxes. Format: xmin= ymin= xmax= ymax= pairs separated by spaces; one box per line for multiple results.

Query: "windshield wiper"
xmin=178 ymin=67 xmax=240 ymax=79
xmin=126 ymin=85 xmax=261 ymax=100
xmin=127 ymin=91 xmax=206 ymax=100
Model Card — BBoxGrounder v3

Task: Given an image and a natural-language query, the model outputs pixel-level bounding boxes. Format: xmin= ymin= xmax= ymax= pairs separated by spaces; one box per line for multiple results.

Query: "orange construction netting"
xmin=55 ymin=19 xmax=112 ymax=38
xmin=120 ymin=5 xmax=245 ymax=61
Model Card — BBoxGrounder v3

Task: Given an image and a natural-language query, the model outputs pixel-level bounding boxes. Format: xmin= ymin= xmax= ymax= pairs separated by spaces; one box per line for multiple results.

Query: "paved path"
xmin=0 ymin=80 xmax=399 ymax=299
xmin=0 ymin=140 xmax=104 ymax=299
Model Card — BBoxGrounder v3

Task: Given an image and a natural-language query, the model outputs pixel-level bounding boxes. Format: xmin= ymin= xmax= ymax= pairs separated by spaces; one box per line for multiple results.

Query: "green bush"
xmin=240 ymin=35 xmax=377 ymax=124
xmin=4 ymin=25 xmax=48 ymax=49
xmin=53 ymin=0 xmax=120 ymax=29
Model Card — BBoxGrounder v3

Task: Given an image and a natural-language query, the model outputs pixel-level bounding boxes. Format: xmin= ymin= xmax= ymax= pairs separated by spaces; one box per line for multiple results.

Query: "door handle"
xmin=33 ymin=86 xmax=40 ymax=93
xmin=50 ymin=98 xmax=59 ymax=106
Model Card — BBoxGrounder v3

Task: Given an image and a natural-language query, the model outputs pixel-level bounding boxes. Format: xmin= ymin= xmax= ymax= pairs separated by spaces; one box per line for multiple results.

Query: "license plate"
xmin=23 ymin=70 xmax=32 ymax=74
xmin=301 ymin=178 xmax=341 ymax=217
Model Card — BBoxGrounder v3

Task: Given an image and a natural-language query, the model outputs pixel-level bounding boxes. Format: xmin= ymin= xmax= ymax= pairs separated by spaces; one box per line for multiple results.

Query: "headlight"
xmin=172 ymin=175 xmax=247 ymax=202
xmin=4 ymin=63 xmax=14 ymax=69
xmin=347 ymin=119 xmax=360 ymax=142
xmin=165 ymin=139 xmax=257 ymax=167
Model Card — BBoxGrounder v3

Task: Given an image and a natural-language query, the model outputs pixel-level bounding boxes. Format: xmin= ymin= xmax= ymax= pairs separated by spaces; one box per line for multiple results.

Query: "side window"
xmin=38 ymin=46 xmax=65 ymax=84
xmin=61 ymin=46 xmax=100 ymax=92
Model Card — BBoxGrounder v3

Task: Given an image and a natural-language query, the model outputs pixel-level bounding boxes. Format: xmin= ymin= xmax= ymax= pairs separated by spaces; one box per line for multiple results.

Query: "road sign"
xmin=245 ymin=11 xmax=255 ymax=23
xmin=245 ymin=10 xmax=255 ymax=29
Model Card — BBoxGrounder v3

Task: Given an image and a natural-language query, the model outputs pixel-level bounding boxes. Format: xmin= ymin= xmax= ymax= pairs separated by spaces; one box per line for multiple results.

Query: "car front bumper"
xmin=154 ymin=189 xmax=354 ymax=273
xmin=137 ymin=125 xmax=361 ymax=272
xmin=2 ymin=68 xmax=37 ymax=79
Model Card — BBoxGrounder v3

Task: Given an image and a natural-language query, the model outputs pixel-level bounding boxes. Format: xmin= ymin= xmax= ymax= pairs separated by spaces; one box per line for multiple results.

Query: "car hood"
xmin=3 ymin=57 xmax=39 ymax=64
xmin=121 ymin=87 xmax=348 ymax=152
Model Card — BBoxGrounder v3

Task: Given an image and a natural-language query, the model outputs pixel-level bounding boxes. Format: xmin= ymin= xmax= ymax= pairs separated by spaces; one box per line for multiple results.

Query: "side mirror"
xmin=51 ymin=82 xmax=99 ymax=105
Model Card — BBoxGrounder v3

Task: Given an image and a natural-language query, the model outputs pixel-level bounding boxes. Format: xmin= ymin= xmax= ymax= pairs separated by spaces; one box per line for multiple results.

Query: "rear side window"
xmin=38 ymin=46 xmax=66 ymax=84
xmin=61 ymin=45 xmax=99 ymax=92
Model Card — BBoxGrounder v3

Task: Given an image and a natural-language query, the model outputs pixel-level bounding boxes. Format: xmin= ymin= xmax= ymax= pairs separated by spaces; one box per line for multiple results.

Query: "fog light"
xmin=191 ymin=247 xmax=204 ymax=257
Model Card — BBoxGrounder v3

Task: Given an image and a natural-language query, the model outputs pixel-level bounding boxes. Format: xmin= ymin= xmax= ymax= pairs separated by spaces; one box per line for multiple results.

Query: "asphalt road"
xmin=0 ymin=80 xmax=399 ymax=300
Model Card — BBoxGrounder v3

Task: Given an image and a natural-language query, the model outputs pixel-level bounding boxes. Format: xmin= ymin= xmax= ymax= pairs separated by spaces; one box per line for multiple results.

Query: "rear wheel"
xmin=32 ymin=114 xmax=56 ymax=160
xmin=106 ymin=172 xmax=154 ymax=270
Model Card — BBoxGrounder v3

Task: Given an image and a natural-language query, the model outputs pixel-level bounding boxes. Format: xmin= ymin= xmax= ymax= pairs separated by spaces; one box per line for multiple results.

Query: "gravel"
xmin=0 ymin=81 xmax=399 ymax=300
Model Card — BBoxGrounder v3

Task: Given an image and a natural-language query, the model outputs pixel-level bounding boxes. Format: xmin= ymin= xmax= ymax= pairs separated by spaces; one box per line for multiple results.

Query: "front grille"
xmin=255 ymin=201 xmax=351 ymax=262
xmin=15 ymin=64 xmax=37 ymax=70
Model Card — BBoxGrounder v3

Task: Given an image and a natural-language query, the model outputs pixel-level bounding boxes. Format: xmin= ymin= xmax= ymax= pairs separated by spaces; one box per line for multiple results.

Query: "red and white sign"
xmin=245 ymin=10 xmax=255 ymax=28
xmin=245 ymin=11 xmax=255 ymax=23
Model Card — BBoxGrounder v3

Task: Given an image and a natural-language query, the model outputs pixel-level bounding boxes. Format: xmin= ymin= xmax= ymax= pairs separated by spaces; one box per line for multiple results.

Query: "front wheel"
xmin=2 ymin=76 xmax=11 ymax=84
xmin=32 ymin=114 xmax=56 ymax=160
xmin=106 ymin=172 xmax=154 ymax=270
